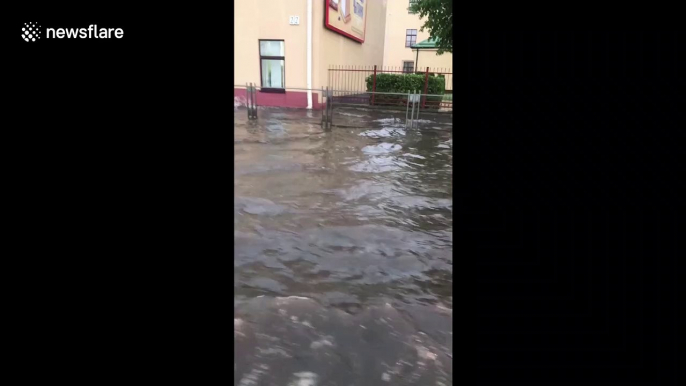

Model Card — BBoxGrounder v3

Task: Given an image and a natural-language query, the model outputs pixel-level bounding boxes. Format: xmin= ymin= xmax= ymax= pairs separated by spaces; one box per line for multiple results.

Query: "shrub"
xmin=365 ymin=73 xmax=445 ymax=109
xmin=366 ymin=73 xmax=445 ymax=95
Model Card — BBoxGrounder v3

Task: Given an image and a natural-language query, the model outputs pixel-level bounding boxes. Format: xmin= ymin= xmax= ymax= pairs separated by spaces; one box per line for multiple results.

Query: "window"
xmin=402 ymin=61 xmax=414 ymax=74
xmin=259 ymin=40 xmax=285 ymax=91
xmin=408 ymin=0 xmax=419 ymax=14
xmin=405 ymin=29 xmax=417 ymax=47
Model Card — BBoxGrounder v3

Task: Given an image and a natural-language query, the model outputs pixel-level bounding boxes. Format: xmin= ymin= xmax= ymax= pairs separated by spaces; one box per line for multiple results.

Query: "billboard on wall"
xmin=325 ymin=0 xmax=367 ymax=43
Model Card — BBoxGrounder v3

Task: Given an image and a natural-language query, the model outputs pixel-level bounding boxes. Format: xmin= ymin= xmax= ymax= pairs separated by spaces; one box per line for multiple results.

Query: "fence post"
xmin=410 ymin=90 xmax=416 ymax=127
xmin=371 ymin=65 xmax=377 ymax=106
xmin=246 ymin=83 xmax=251 ymax=119
xmin=329 ymin=87 xmax=333 ymax=128
xmin=405 ymin=90 xmax=410 ymax=127
xmin=326 ymin=87 xmax=330 ymax=129
xmin=422 ymin=67 xmax=430 ymax=109
xmin=251 ymin=83 xmax=258 ymax=119
xmin=321 ymin=86 xmax=325 ymax=126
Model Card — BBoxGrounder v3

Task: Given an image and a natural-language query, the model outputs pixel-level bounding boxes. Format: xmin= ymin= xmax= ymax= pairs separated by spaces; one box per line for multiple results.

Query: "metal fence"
xmin=319 ymin=87 xmax=441 ymax=129
xmin=233 ymin=84 xmax=450 ymax=127
xmin=327 ymin=65 xmax=452 ymax=110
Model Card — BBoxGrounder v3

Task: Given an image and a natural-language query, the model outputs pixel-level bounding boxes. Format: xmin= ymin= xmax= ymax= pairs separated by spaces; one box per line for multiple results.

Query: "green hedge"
xmin=365 ymin=73 xmax=445 ymax=95
xmin=365 ymin=73 xmax=445 ymax=109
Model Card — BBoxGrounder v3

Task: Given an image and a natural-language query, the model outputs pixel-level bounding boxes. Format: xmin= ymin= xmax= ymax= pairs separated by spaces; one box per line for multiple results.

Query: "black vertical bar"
xmin=348 ymin=66 xmax=351 ymax=97
xmin=350 ymin=66 xmax=360 ymax=99
xmin=355 ymin=65 xmax=358 ymax=98
xmin=319 ymin=85 xmax=331 ymax=126
xmin=325 ymin=87 xmax=329 ymax=129
xmin=252 ymin=83 xmax=257 ymax=119
xmin=327 ymin=86 xmax=330 ymax=127
xmin=412 ymin=90 xmax=415 ymax=127
xmin=246 ymin=83 xmax=250 ymax=119
xmin=353 ymin=65 xmax=356 ymax=96
xmin=405 ymin=90 xmax=410 ymax=127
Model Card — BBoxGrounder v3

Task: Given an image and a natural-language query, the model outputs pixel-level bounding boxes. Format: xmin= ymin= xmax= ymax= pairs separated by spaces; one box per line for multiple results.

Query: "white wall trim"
xmin=306 ymin=0 xmax=313 ymax=109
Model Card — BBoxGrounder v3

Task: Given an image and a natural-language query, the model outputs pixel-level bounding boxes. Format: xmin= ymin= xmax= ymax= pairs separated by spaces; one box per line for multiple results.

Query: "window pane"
xmin=261 ymin=59 xmax=285 ymax=88
xmin=260 ymin=41 xmax=284 ymax=57
xmin=409 ymin=0 xmax=417 ymax=13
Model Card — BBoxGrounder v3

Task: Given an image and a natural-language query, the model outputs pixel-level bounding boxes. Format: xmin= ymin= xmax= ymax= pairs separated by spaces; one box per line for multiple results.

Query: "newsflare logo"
xmin=22 ymin=22 xmax=124 ymax=42
xmin=22 ymin=22 xmax=41 ymax=42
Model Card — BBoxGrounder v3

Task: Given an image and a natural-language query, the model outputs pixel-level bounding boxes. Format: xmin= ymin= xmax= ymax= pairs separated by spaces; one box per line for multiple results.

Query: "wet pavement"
xmin=234 ymin=106 xmax=452 ymax=385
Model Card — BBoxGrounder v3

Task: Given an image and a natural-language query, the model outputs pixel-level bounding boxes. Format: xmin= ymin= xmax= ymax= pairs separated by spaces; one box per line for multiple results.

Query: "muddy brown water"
xmin=234 ymin=106 xmax=452 ymax=385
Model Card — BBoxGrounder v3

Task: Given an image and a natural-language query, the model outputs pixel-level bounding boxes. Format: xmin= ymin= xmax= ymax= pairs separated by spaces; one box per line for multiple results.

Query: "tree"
xmin=409 ymin=0 xmax=452 ymax=55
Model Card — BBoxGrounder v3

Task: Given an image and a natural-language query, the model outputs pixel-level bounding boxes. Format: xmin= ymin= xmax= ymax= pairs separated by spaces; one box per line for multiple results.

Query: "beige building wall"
xmin=382 ymin=0 xmax=452 ymax=72
xmin=235 ymin=0 xmax=387 ymax=104
xmin=234 ymin=1 xmax=308 ymax=89
xmin=415 ymin=48 xmax=453 ymax=71
xmin=312 ymin=0 xmax=387 ymax=98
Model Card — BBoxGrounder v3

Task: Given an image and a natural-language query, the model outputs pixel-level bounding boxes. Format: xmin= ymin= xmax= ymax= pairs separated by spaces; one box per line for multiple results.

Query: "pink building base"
xmin=234 ymin=88 xmax=322 ymax=110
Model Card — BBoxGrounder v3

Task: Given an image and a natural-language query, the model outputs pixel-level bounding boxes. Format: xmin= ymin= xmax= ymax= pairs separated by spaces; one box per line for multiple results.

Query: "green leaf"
xmin=408 ymin=0 xmax=452 ymax=55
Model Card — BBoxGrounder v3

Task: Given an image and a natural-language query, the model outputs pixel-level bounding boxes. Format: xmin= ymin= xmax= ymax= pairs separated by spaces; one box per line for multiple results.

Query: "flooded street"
xmin=234 ymin=106 xmax=453 ymax=385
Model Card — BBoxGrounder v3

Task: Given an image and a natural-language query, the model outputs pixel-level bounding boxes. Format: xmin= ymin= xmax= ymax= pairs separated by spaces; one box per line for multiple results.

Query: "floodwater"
xmin=234 ymin=105 xmax=453 ymax=386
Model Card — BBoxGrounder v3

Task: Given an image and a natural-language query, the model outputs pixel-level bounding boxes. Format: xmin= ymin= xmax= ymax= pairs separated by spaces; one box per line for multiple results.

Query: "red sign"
xmin=324 ymin=0 xmax=367 ymax=43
